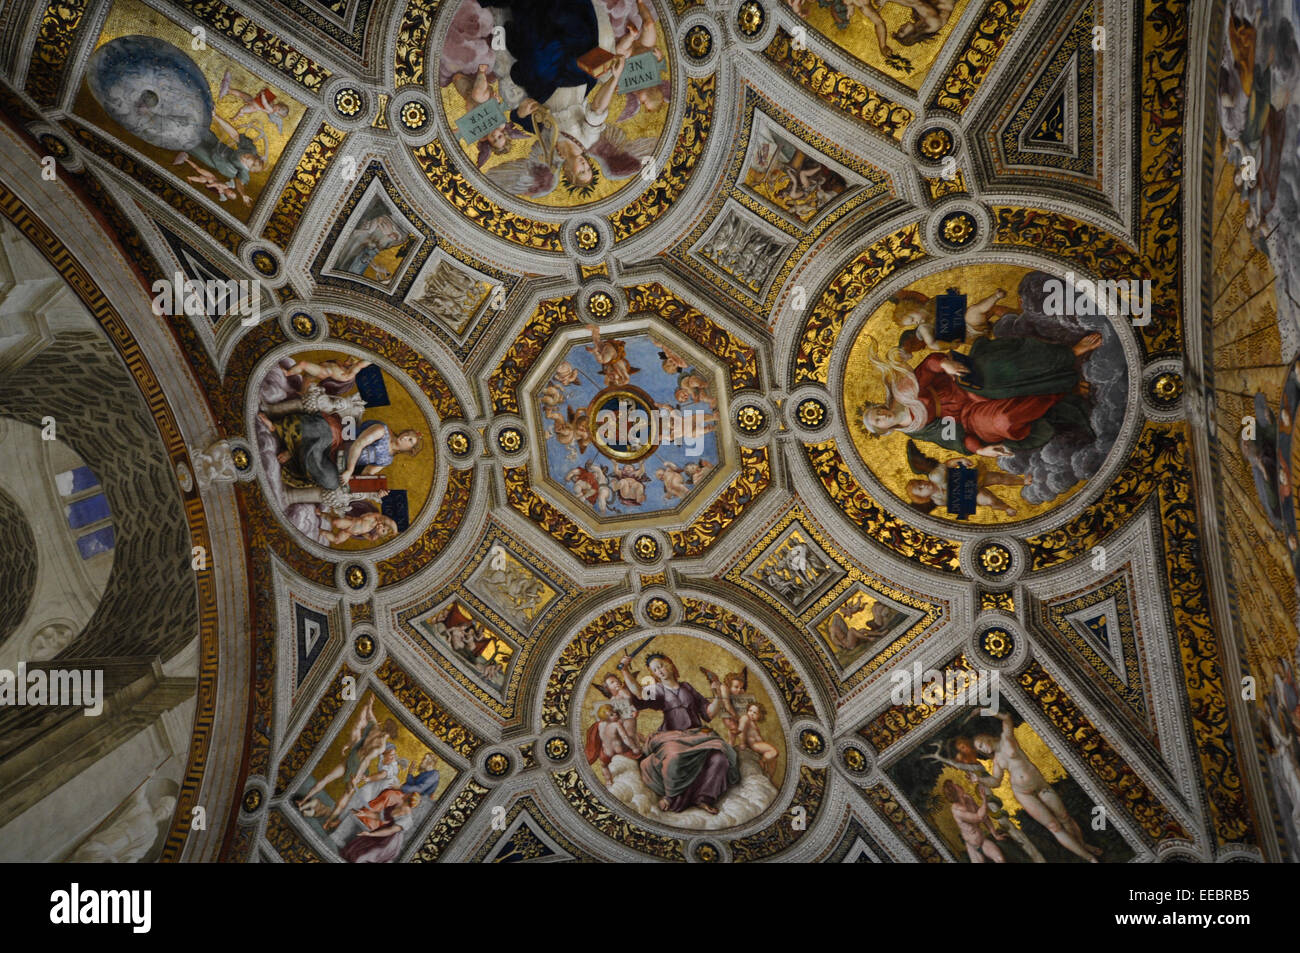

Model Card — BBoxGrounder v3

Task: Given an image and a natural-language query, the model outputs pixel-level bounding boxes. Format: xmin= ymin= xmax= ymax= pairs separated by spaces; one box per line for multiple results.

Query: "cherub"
xmin=652 ymin=339 xmax=690 ymax=374
xmin=618 ymin=78 xmax=671 ymax=122
xmin=594 ymin=672 xmax=645 ymax=751
xmin=452 ymin=64 xmax=530 ymax=167
xmin=704 ymin=666 xmax=752 ymax=744
xmin=322 ymin=510 xmax=398 ymax=545
xmin=567 ymin=463 xmax=613 ymax=513
xmin=178 ymin=158 xmax=239 ymax=202
xmin=585 ymin=703 xmax=642 ymax=783
xmin=674 ymin=367 xmax=717 ymax=409
xmin=893 ymin=288 xmax=1006 ymax=351
xmin=655 ymin=460 xmax=689 ymax=500
xmin=586 ymin=325 xmax=638 ymax=387
xmin=944 ymin=780 xmax=1006 ymax=864
xmin=286 ymin=356 xmax=371 ymax=384
xmin=553 ymin=362 xmax=580 ymax=387
xmin=904 ymin=441 xmax=1030 ymax=517
xmin=654 ymin=403 xmax=719 ymax=442
xmin=547 ymin=405 xmax=593 ymax=460
xmin=683 ymin=459 xmax=714 ymax=484
xmin=539 ymin=383 xmax=566 ymax=409
xmin=484 ymin=97 xmax=658 ymax=200
xmin=610 ymin=462 xmax=651 ymax=506
xmin=723 ymin=668 xmax=751 ymax=707
xmin=737 ymin=703 xmax=779 ymax=779
xmin=614 ymin=4 xmax=672 ymax=120
xmin=219 ymin=70 xmax=290 ymax=133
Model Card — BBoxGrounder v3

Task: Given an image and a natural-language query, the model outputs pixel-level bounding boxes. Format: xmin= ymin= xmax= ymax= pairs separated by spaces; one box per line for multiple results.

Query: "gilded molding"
xmin=625 ymin=282 xmax=758 ymax=390
xmin=607 ymin=75 xmax=716 ymax=241
xmin=263 ymin=122 xmax=347 ymax=249
xmin=730 ymin=766 xmax=827 ymax=862
xmin=792 ymin=223 xmax=927 ymax=385
xmin=394 ymin=0 xmax=444 ymax=89
xmin=803 ymin=439 xmax=961 ymax=572
xmin=928 ymin=0 xmax=1036 ymax=114
xmin=411 ymin=139 xmax=565 ymax=252
xmin=409 ymin=780 xmax=491 ymax=862
xmin=265 ymin=809 xmax=324 ymax=862
xmin=489 ymin=295 xmax=581 ymax=415
xmin=680 ymin=597 xmax=816 ymax=718
xmin=542 ymin=604 xmax=639 ymax=727
xmin=668 ymin=446 xmax=771 ymax=557
xmin=375 ymin=657 xmax=487 ymax=759
xmin=26 ymin=0 xmax=88 ymax=108
xmin=0 ymin=183 xmax=223 ymax=864
xmin=273 ymin=666 xmax=353 ymax=796
xmin=66 ymin=123 xmax=246 ymax=255
xmin=504 ymin=465 xmax=624 ymax=565
xmin=173 ymin=0 xmax=332 ymax=92
xmin=858 ymin=653 xmax=974 ymax=752
xmin=1016 ymin=659 xmax=1189 ymax=843
xmin=550 ymin=768 xmax=685 ymax=859
xmin=761 ymin=29 xmax=913 ymax=140
xmin=864 ymin=784 xmax=942 ymax=861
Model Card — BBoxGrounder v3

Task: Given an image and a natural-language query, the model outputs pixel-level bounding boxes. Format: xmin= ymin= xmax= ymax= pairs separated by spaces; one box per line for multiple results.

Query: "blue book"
xmin=355 ymin=365 xmax=391 ymax=407
xmin=382 ymin=490 xmax=410 ymax=533
xmin=935 ymin=288 xmax=967 ymax=342
xmin=946 ymin=465 xmax=978 ymax=519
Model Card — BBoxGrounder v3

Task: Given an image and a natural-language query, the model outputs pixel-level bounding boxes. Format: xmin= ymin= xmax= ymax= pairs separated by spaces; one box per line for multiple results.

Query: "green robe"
xmin=906 ymin=336 xmax=1093 ymax=454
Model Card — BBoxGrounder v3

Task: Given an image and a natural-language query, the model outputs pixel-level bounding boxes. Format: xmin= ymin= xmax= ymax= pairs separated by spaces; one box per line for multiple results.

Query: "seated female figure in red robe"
xmin=859 ymin=333 xmax=1102 ymax=458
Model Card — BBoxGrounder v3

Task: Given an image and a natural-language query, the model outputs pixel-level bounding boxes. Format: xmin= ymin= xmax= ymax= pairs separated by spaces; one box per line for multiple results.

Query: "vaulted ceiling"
xmin=0 ymin=0 xmax=1294 ymax=863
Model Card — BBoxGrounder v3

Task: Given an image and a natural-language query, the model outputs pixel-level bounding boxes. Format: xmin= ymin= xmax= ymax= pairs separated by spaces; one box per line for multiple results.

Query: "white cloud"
xmin=604 ymin=749 xmax=779 ymax=830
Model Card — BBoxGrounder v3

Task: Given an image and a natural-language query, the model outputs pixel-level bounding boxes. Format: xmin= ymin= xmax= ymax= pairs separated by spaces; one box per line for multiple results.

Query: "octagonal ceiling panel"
xmin=523 ymin=318 xmax=732 ymax=531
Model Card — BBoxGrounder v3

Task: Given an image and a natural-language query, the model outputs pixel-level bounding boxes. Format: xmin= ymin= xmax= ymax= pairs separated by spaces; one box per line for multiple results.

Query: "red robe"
xmin=912 ymin=354 xmax=1066 ymax=454
xmin=353 ymin=788 xmax=405 ymax=831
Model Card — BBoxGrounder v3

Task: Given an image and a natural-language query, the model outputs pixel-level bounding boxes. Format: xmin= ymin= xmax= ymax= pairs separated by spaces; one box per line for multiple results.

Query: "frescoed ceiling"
xmin=0 ymin=0 xmax=1295 ymax=864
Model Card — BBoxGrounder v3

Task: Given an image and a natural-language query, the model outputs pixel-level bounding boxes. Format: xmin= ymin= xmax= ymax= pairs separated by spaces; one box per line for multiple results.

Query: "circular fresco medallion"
xmin=437 ymin=0 xmax=675 ymax=209
xmin=841 ymin=265 xmax=1131 ymax=525
xmin=587 ymin=385 xmax=661 ymax=462
xmin=252 ymin=350 xmax=436 ymax=550
xmin=579 ymin=633 xmax=784 ymax=830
